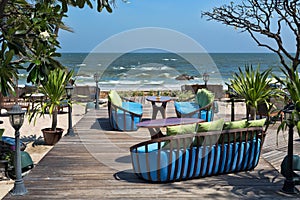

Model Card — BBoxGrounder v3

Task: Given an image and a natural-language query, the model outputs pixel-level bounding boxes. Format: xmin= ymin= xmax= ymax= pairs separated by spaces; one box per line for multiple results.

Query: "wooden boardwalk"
xmin=3 ymin=101 xmax=300 ymax=199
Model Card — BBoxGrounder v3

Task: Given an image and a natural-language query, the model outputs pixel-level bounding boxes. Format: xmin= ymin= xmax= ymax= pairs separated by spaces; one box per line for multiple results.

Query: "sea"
xmin=18 ymin=53 xmax=284 ymax=91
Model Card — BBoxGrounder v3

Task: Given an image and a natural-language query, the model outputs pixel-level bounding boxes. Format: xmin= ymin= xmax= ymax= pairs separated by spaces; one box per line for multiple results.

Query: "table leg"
xmin=151 ymin=102 xmax=168 ymax=119
xmin=148 ymin=128 xmax=165 ymax=139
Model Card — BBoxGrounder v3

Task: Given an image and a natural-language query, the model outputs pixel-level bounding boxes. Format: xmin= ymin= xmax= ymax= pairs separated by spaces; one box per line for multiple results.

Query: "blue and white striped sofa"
xmin=130 ymin=127 xmax=265 ymax=182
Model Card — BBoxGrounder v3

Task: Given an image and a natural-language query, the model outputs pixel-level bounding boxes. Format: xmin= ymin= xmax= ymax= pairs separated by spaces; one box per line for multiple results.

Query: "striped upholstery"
xmin=130 ymin=127 xmax=265 ymax=182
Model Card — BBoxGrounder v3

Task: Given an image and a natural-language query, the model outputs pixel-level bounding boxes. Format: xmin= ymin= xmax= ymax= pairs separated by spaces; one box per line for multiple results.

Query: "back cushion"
xmin=108 ymin=90 xmax=122 ymax=107
xmin=246 ymin=118 xmax=266 ymax=127
xmin=195 ymin=89 xmax=214 ymax=108
xmin=166 ymin=123 xmax=197 ymax=136
xmin=223 ymin=120 xmax=247 ymax=130
xmin=196 ymin=118 xmax=225 ymax=132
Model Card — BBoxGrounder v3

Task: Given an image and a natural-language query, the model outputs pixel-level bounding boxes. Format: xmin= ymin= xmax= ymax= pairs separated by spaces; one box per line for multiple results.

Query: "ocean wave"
xmin=134 ymin=73 xmax=151 ymax=78
xmin=139 ymin=65 xmax=171 ymax=71
xmin=162 ymin=58 xmax=177 ymax=61
xmin=76 ymin=63 xmax=86 ymax=67
xmin=113 ymin=66 xmax=125 ymax=70
xmin=144 ymin=80 xmax=164 ymax=85
xmin=158 ymin=73 xmax=172 ymax=78
xmin=107 ymin=80 xmax=142 ymax=85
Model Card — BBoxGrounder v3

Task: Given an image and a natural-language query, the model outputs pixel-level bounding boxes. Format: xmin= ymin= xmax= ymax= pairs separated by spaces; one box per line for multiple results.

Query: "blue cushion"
xmin=174 ymin=102 xmax=213 ymax=121
xmin=175 ymin=102 xmax=199 ymax=116
xmin=122 ymin=102 xmax=143 ymax=115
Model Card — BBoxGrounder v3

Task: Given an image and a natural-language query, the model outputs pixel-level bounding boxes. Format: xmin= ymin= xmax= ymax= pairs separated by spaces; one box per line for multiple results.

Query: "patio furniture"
xmin=174 ymin=88 xmax=214 ymax=121
xmin=137 ymin=118 xmax=204 ymax=139
xmin=0 ymin=95 xmax=29 ymax=114
xmin=146 ymin=96 xmax=172 ymax=119
xmin=108 ymin=90 xmax=143 ymax=131
xmin=130 ymin=124 xmax=266 ymax=182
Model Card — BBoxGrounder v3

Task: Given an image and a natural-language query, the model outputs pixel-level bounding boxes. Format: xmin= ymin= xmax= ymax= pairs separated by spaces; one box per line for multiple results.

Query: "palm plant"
xmin=228 ymin=65 xmax=279 ymax=120
xmin=28 ymin=68 xmax=73 ymax=131
xmin=276 ymin=69 xmax=300 ymax=138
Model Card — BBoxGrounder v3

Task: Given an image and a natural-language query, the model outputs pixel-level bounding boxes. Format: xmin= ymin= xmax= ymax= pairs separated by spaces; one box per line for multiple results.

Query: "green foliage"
xmin=28 ymin=68 xmax=74 ymax=131
xmin=174 ymin=90 xmax=195 ymax=101
xmin=0 ymin=0 xmax=118 ymax=96
xmin=228 ymin=65 xmax=279 ymax=119
xmin=276 ymin=69 xmax=300 ymax=140
xmin=0 ymin=43 xmax=21 ymax=96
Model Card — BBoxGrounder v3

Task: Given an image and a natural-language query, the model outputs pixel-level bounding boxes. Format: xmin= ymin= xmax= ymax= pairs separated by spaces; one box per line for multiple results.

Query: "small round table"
xmin=146 ymin=96 xmax=172 ymax=119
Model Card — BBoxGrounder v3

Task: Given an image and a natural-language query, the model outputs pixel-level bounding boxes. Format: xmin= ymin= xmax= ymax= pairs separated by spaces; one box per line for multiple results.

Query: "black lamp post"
xmin=203 ymin=72 xmax=209 ymax=88
xmin=281 ymin=103 xmax=299 ymax=194
xmin=65 ymin=84 xmax=74 ymax=137
xmin=7 ymin=104 xmax=27 ymax=196
xmin=94 ymin=73 xmax=100 ymax=110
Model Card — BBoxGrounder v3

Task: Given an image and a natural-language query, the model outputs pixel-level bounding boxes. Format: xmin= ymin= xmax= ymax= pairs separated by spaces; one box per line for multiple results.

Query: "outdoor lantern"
xmin=281 ymin=103 xmax=299 ymax=194
xmin=94 ymin=73 xmax=100 ymax=110
xmin=65 ymin=83 xmax=74 ymax=137
xmin=65 ymin=83 xmax=74 ymax=99
xmin=7 ymin=104 xmax=27 ymax=195
xmin=203 ymin=72 xmax=209 ymax=87
xmin=8 ymin=104 xmax=25 ymax=131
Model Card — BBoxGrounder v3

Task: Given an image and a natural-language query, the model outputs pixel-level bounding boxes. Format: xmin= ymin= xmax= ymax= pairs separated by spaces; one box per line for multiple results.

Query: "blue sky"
xmin=58 ymin=0 xmax=268 ymax=53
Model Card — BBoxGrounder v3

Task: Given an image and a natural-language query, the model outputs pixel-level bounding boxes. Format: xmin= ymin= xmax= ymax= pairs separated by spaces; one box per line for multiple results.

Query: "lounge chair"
xmin=108 ymin=90 xmax=143 ymax=131
xmin=174 ymin=89 xmax=214 ymax=121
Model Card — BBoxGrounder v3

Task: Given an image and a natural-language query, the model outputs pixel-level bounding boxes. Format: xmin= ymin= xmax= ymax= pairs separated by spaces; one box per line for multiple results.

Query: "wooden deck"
xmin=3 ymin=101 xmax=300 ymax=199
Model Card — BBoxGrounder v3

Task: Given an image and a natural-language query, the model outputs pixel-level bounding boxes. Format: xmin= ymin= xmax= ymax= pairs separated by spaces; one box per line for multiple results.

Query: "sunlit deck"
xmin=3 ymin=100 xmax=300 ymax=199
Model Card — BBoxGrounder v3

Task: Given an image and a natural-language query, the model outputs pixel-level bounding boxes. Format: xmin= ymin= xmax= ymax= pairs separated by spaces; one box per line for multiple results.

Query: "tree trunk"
xmin=247 ymin=105 xmax=256 ymax=120
xmin=51 ymin=109 xmax=58 ymax=131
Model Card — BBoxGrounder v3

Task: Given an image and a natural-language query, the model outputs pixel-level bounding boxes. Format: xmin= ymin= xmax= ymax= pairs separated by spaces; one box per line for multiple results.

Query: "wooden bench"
xmin=130 ymin=127 xmax=265 ymax=182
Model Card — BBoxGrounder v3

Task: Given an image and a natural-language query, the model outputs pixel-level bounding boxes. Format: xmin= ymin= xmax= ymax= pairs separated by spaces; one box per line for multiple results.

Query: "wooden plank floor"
xmin=3 ymin=101 xmax=300 ymax=199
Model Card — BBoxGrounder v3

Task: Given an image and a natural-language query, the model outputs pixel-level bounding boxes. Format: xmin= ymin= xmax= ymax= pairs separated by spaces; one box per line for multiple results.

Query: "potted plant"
xmin=28 ymin=68 xmax=73 ymax=145
xmin=228 ymin=65 xmax=281 ymax=120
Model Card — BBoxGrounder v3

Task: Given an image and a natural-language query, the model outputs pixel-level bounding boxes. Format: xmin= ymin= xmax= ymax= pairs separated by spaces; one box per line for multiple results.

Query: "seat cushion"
xmin=195 ymin=89 xmax=214 ymax=108
xmin=108 ymin=90 xmax=122 ymax=107
xmin=122 ymin=102 xmax=143 ymax=115
xmin=174 ymin=102 xmax=199 ymax=118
